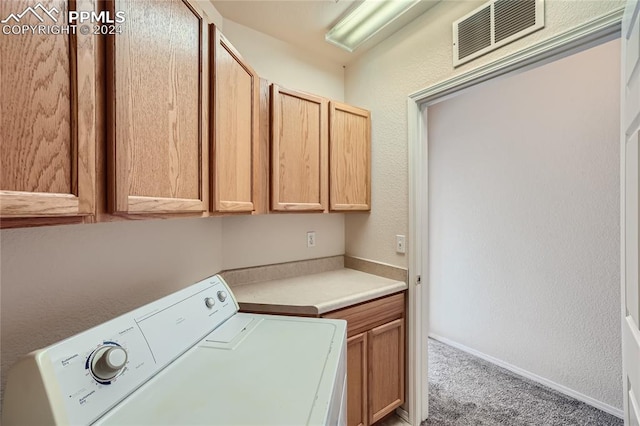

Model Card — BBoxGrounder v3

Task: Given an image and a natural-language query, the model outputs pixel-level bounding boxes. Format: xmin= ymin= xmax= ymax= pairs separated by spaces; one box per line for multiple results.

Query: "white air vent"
xmin=453 ymin=0 xmax=544 ymax=67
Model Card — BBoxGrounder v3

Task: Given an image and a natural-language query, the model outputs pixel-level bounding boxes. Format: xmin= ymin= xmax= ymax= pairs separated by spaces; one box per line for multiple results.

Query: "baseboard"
xmin=428 ymin=333 xmax=624 ymax=419
xmin=395 ymin=407 xmax=410 ymax=424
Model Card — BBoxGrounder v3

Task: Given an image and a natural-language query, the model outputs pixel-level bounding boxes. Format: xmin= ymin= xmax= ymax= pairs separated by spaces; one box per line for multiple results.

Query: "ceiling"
xmin=212 ymin=0 xmax=440 ymax=65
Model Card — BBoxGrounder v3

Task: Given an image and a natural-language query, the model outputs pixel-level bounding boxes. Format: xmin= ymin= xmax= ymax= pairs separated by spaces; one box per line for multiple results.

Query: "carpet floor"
xmin=425 ymin=338 xmax=622 ymax=426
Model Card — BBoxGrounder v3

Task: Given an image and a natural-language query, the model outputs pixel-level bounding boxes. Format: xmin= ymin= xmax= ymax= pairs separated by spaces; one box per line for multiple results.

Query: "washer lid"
xmin=95 ymin=314 xmax=346 ymax=426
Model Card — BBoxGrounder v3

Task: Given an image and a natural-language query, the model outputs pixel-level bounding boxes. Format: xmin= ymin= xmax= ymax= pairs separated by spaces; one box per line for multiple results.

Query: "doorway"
xmin=406 ymin=14 xmax=623 ymax=424
xmin=426 ymin=38 xmax=622 ymax=422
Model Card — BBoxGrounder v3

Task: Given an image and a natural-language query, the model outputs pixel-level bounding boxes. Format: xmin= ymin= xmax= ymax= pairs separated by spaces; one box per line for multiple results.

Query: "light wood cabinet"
xmin=324 ymin=292 xmax=405 ymax=426
xmin=254 ymin=78 xmax=271 ymax=215
xmin=210 ymin=25 xmax=259 ymax=213
xmin=348 ymin=333 xmax=368 ymax=426
xmin=0 ymin=0 xmax=97 ymax=228
xmin=368 ymin=318 xmax=405 ymax=424
xmin=270 ymin=85 xmax=328 ymax=211
xmin=329 ymin=102 xmax=371 ymax=211
xmin=106 ymin=0 xmax=208 ymax=215
xmin=269 ymin=88 xmax=370 ymax=214
xmin=2 ymin=1 xmax=372 ymax=228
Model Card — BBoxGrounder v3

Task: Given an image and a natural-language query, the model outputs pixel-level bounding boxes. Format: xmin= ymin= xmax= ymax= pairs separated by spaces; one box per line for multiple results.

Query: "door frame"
xmin=406 ymin=8 xmax=623 ymax=424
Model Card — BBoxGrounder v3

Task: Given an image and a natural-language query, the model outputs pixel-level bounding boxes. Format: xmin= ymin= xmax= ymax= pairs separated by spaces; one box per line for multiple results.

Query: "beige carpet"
xmin=424 ymin=338 xmax=622 ymax=426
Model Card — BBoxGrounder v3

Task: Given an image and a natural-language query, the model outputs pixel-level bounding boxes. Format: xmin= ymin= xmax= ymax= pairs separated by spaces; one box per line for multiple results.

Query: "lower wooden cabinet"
xmin=324 ymin=292 xmax=405 ymax=426
xmin=348 ymin=333 xmax=368 ymax=426
xmin=368 ymin=318 xmax=405 ymax=424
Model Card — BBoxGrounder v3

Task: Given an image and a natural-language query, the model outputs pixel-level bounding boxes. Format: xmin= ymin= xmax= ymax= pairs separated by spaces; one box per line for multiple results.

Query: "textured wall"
xmin=222 ymin=18 xmax=345 ymax=101
xmin=222 ymin=214 xmax=345 ymax=270
xmin=0 ymin=4 xmax=345 ymax=409
xmin=0 ymin=218 xmax=223 ymax=382
xmin=344 ymin=0 xmax=623 ymax=267
xmin=428 ymin=39 xmax=621 ymax=408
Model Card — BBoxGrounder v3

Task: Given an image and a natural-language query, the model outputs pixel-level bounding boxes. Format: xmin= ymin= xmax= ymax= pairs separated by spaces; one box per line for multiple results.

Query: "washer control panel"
xmin=87 ymin=342 xmax=128 ymax=383
xmin=6 ymin=275 xmax=238 ymax=426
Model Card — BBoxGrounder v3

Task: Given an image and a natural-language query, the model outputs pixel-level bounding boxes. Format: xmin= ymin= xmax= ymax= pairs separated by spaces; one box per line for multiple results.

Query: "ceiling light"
xmin=325 ymin=0 xmax=421 ymax=52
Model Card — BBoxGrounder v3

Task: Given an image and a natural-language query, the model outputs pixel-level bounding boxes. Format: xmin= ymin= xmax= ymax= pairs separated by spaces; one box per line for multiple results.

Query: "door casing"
xmin=406 ymin=8 xmax=624 ymax=424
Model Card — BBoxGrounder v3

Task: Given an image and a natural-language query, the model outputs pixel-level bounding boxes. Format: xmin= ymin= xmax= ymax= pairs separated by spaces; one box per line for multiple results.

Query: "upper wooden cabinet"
xmin=0 ymin=0 xmax=97 ymax=227
xmin=269 ymin=88 xmax=370 ymax=214
xmin=210 ymin=25 xmax=259 ymax=213
xmin=2 ymin=1 xmax=372 ymax=228
xmin=329 ymin=102 xmax=371 ymax=211
xmin=271 ymin=85 xmax=328 ymax=212
xmin=107 ymin=0 xmax=208 ymax=215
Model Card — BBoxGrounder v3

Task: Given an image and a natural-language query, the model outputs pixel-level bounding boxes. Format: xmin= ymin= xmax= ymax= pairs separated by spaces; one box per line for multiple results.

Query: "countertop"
xmin=229 ymin=268 xmax=407 ymax=316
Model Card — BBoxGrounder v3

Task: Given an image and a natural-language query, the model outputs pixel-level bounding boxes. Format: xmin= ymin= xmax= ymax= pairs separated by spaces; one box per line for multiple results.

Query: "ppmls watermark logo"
xmin=2 ymin=3 xmax=125 ymax=36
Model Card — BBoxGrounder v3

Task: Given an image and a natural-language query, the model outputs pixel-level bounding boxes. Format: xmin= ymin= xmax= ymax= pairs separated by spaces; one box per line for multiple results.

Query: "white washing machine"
xmin=2 ymin=275 xmax=347 ymax=425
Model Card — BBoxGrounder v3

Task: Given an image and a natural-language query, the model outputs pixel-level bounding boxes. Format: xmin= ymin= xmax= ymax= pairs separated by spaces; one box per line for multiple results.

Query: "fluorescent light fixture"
xmin=325 ymin=0 xmax=421 ymax=52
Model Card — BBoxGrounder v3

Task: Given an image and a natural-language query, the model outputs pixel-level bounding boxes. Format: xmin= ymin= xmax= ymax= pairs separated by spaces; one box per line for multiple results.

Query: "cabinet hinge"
xmin=416 ymin=275 xmax=422 ymax=285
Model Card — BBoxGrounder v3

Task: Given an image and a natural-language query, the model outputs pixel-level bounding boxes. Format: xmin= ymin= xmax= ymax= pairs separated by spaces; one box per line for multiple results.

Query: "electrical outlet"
xmin=396 ymin=235 xmax=406 ymax=254
xmin=307 ymin=231 xmax=316 ymax=248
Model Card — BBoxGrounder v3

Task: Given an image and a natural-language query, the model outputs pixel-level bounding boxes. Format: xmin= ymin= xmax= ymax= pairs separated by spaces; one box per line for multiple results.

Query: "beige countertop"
xmin=229 ymin=268 xmax=407 ymax=316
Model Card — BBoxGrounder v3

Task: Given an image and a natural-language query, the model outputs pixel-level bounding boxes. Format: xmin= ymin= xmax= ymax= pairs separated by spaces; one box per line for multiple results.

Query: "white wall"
xmin=0 ymin=217 xmax=223 ymax=358
xmin=222 ymin=214 xmax=344 ymax=270
xmin=221 ymin=18 xmax=345 ymax=101
xmin=428 ymin=39 xmax=621 ymax=409
xmin=344 ymin=0 xmax=623 ymax=267
xmin=0 ymin=4 xmax=346 ymax=408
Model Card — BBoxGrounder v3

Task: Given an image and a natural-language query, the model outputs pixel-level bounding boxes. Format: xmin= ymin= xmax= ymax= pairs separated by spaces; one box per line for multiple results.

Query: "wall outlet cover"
xmin=307 ymin=231 xmax=316 ymax=248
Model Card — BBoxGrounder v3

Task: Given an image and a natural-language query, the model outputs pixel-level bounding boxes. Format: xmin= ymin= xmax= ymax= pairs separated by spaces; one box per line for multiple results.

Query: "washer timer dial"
xmin=87 ymin=342 xmax=128 ymax=383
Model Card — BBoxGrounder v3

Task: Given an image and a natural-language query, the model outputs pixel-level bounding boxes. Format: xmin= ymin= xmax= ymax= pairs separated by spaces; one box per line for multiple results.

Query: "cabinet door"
xmin=210 ymin=25 xmax=259 ymax=213
xmin=368 ymin=318 xmax=404 ymax=424
xmin=347 ymin=333 xmax=368 ymax=426
xmin=107 ymin=0 xmax=207 ymax=215
xmin=0 ymin=0 xmax=96 ymax=225
xmin=329 ymin=102 xmax=371 ymax=211
xmin=271 ymin=85 xmax=328 ymax=211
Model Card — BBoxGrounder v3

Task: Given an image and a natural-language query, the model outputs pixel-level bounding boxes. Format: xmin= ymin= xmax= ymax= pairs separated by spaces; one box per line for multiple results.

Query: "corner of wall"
xmin=199 ymin=0 xmax=224 ymax=28
xmin=220 ymin=18 xmax=346 ymax=101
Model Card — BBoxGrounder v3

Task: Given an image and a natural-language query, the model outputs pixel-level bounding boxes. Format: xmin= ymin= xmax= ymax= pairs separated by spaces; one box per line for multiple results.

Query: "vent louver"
xmin=453 ymin=0 xmax=544 ymax=67
xmin=458 ymin=6 xmax=491 ymax=60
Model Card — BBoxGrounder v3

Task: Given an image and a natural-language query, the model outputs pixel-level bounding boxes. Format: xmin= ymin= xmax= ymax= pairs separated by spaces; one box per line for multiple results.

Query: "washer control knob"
xmin=91 ymin=346 xmax=128 ymax=381
xmin=205 ymin=297 xmax=216 ymax=308
xmin=217 ymin=290 xmax=227 ymax=302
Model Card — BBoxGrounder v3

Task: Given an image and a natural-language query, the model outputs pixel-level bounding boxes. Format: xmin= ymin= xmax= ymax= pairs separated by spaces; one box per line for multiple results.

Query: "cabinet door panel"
xmin=347 ymin=333 xmax=368 ymax=426
xmin=271 ymin=85 xmax=328 ymax=211
xmin=329 ymin=102 xmax=371 ymax=211
xmin=211 ymin=26 xmax=258 ymax=212
xmin=368 ymin=318 xmax=404 ymax=424
xmin=108 ymin=0 xmax=206 ymax=214
xmin=0 ymin=0 xmax=96 ymax=221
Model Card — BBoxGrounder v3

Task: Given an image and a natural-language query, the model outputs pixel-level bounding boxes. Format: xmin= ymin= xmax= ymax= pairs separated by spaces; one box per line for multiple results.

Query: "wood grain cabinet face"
xmin=210 ymin=25 xmax=259 ymax=213
xmin=329 ymin=102 xmax=371 ymax=211
xmin=323 ymin=292 xmax=405 ymax=426
xmin=107 ymin=0 xmax=207 ymax=215
xmin=348 ymin=333 xmax=368 ymax=426
xmin=0 ymin=0 xmax=96 ymax=224
xmin=271 ymin=85 xmax=328 ymax=212
xmin=368 ymin=318 xmax=405 ymax=424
